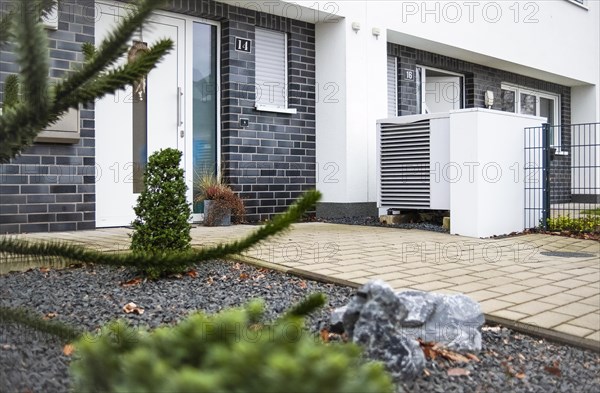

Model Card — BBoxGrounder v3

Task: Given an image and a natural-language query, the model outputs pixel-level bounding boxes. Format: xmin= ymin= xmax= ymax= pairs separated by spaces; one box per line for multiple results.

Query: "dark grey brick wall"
xmin=160 ymin=0 xmax=316 ymax=222
xmin=0 ymin=1 xmax=96 ymax=234
xmin=0 ymin=0 xmax=316 ymax=232
xmin=388 ymin=43 xmax=572 ymax=203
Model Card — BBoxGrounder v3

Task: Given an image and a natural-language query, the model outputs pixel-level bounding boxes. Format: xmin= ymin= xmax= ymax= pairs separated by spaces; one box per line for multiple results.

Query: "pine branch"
xmin=53 ymin=0 xmax=166 ymax=103
xmin=0 ymin=7 xmax=13 ymax=47
xmin=3 ymin=74 xmax=20 ymax=108
xmin=52 ymin=39 xmax=173 ymax=112
xmin=81 ymin=42 xmax=97 ymax=63
xmin=38 ymin=0 xmax=58 ymax=19
xmin=0 ymin=190 xmax=322 ymax=273
xmin=12 ymin=1 xmax=50 ymax=127
xmin=284 ymin=293 xmax=326 ymax=319
xmin=0 ymin=0 xmax=172 ymax=163
xmin=0 ymin=306 xmax=83 ymax=342
xmin=0 ymin=101 xmax=45 ymax=161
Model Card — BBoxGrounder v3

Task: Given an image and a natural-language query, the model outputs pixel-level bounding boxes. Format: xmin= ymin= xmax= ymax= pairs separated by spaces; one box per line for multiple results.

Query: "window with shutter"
xmin=255 ymin=27 xmax=289 ymax=110
xmin=387 ymin=56 xmax=398 ymax=117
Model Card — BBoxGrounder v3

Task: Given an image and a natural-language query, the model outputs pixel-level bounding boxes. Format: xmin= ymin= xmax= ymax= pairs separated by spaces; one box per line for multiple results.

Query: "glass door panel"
xmin=540 ymin=97 xmax=556 ymax=145
xmin=192 ymin=22 xmax=218 ymax=213
xmin=520 ymin=93 xmax=537 ymax=116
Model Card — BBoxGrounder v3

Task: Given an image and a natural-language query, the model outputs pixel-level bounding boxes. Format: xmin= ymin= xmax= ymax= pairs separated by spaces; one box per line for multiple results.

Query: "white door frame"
xmin=95 ymin=1 xmax=221 ymax=226
xmin=417 ymin=65 xmax=465 ymax=114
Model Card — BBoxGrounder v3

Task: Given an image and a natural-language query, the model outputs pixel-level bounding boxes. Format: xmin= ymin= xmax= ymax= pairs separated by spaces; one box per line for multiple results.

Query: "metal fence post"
xmin=541 ymin=123 xmax=551 ymax=230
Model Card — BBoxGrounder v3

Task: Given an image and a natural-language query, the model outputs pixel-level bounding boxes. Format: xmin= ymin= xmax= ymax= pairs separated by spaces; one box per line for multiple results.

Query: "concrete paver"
xmin=570 ymin=313 xmax=600 ymax=330
xmin=554 ymin=324 xmax=594 ymax=338
xmin=542 ymin=293 xmax=584 ymax=306
xmin=520 ymin=311 xmax=576 ymax=329
xmin=553 ymin=303 xmax=598 ymax=317
xmin=490 ymin=309 xmax=528 ymax=321
xmin=498 ymin=291 xmax=543 ymax=304
xmin=508 ymin=300 xmax=558 ymax=315
xmin=3 ymin=222 xmax=599 ymax=346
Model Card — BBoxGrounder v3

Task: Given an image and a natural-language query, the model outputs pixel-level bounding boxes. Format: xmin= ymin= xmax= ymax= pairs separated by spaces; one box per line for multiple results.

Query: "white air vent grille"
xmin=379 ymin=120 xmax=431 ymax=208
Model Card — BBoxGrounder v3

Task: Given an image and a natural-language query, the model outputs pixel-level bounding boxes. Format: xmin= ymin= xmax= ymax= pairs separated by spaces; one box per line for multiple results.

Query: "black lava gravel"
xmin=1 ymin=261 xmax=599 ymax=393
xmin=319 ymin=216 xmax=449 ymax=233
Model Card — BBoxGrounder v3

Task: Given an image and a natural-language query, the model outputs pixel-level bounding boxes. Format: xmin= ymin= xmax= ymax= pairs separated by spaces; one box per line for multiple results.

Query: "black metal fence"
xmin=524 ymin=123 xmax=600 ymax=233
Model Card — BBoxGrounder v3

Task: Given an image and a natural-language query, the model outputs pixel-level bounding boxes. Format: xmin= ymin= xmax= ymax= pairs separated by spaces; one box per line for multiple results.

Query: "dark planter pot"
xmin=203 ymin=200 xmax=231 ymax=226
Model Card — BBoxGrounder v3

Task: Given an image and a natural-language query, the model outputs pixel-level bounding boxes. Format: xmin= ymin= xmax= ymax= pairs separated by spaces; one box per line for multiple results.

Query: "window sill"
xmin=255 ymin=104 xmax=297 ymax=115
xmin=565 ymin=0 xmax=588 ymax=10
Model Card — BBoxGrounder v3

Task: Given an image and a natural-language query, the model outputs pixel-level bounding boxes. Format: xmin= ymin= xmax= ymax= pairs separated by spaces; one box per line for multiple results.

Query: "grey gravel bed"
xmin=1 ymin=261 xmax=599 ymax=393
xmin=319 ymin=216 xmax=449 ymax=233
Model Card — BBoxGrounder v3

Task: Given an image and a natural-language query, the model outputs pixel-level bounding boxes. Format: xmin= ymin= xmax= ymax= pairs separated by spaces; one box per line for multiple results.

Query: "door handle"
xmin=177 ymin=87 xmax=183 ymax=128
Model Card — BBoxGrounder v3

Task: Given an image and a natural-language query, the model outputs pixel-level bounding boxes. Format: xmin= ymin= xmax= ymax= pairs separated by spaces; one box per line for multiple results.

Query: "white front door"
xmin=424 ymin=76 xmax=461 ymax=114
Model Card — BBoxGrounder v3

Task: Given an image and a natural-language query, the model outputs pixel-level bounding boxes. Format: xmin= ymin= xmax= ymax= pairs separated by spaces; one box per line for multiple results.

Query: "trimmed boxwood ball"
xmin=70 ymin=296 xmax=394 ymax=393
xmin=130 ymin=148 xmax=191 ymax=277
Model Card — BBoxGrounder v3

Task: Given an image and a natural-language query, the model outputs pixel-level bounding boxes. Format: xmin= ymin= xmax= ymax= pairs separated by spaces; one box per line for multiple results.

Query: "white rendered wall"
xmin=315 ymin=21 xmax=347 ymax=202
xmin=430 ymin=117 xmax=451 ymax=210
xmin=315 ymin=8 xmax=388 ymax=203
xmin=449 ymin=109 xmax=544 ymax=238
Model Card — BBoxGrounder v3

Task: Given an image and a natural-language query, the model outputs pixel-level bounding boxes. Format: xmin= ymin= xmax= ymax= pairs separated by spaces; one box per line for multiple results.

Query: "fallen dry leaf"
xmin=447 ymin=368 xmax=470 ymax=377
xmin=239 ymin=273 xmax=249 ymax=280
xmin=43 ymin=312 xmax=57 ymax=320
xmin=466 ymin=353 xmax=480 ymax=362
xmin=253 ymin=273 xmax=265 ymax=281
xmin=320 ymin=328 xmax=330 ymax=343
xmin=298 ymin=280 xmax=307 ymax=289
xmin=423 ymin=369 xmax=431 ymax=377
xmin=515 ymin=372 xmax=526 ymax=379
xmin=207 ymin=276 xmax=214 ymax=285
xmin=544 ymin=365 xmax=561 ymax=377
xmin=443 ymin=351 xmax=470 ymax=363
xmin=233 ymin=263 xmax=241 ymax=270
xmin=63 ymin=344 xmax=75 ymax=356
xmin=121 ymin=277 xmax=143 ymax=287
xmin=422 ymin=345 xmax=438 ymax=361
xmin=185 ymin=270 xmax=198 ymax=278
xmin=39 ymin=267 xmax=50 ymax=273
xmin=419 ymin=339 xmax=470 ymax=363
xmin=122 ymin=302 xmax=144 ymax=315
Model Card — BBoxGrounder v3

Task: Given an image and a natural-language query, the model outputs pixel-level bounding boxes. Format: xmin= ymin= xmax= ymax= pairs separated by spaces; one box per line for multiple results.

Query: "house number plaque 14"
xmin=235 ymin=37 xmax=252 ymax=53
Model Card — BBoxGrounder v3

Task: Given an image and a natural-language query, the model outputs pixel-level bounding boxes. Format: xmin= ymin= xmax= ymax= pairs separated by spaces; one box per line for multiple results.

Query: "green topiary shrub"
xmin=70 ymin=295 xmax=393 ymax=393
xmin=130 ymin=148 xmax=191 ymax=277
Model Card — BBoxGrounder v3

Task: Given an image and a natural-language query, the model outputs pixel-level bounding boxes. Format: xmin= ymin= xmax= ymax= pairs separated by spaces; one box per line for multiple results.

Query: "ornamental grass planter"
xmin=203 ymin=200 xmax=231 ymax=227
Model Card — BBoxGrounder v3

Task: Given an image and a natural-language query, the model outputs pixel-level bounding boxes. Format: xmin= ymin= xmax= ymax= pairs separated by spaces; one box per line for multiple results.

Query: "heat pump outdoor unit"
xmin=376 ymin=113 xmax=450 ymax=213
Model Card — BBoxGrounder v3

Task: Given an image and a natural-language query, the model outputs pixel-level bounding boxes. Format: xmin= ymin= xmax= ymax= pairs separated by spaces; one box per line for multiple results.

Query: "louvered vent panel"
xmin=380 ymin=120 xmax=430 ymax=208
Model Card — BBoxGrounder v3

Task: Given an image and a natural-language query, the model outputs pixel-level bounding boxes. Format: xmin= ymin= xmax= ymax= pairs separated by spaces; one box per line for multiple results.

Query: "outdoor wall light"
xmin=485 ymin=90 xmax=494 ymax=109
xmin=372 ymin=27 xmax=381 ymax=39
xmin=352 ymin=22 xmax=361 ymax=32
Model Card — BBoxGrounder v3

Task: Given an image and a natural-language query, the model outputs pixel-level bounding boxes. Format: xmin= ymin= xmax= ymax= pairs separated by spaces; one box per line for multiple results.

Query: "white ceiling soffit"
xmin=218 ymin=0 xmax=343 ymax=24
xmin=387 ymin=30 xmax=590 ymax=88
